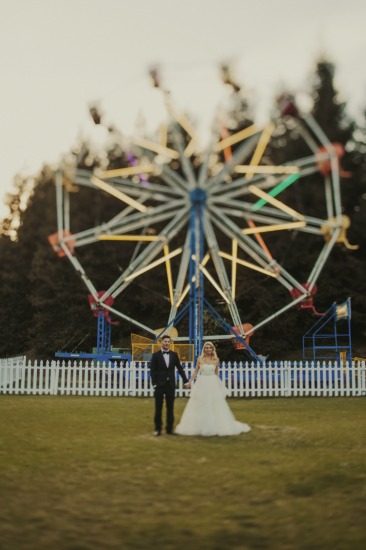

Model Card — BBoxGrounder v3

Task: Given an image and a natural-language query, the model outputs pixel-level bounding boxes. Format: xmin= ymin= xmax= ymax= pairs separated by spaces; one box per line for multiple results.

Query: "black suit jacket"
xmin=149 ymin=350 xmax=188 ymax=389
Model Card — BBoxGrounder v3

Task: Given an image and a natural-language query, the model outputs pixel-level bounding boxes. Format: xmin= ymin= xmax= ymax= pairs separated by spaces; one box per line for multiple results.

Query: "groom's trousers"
xmin=154 ymin=383 xmax=175 ymax=433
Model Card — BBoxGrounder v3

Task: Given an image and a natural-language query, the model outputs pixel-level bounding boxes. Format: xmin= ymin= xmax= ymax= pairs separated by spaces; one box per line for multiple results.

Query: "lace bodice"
xmin=200 ymin=363 xmax=216 ymax=376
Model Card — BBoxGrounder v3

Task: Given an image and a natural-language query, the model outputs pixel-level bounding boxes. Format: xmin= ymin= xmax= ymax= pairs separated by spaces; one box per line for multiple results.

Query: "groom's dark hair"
xmin=161 ymin=334 xmax=171 ymax=340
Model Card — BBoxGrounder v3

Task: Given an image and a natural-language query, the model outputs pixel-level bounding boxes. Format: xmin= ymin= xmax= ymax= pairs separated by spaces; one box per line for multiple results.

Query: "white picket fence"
xmin=1 ymin=358 xmax=365 ymax=397
xmin=0 ymin=356 xmax=26 ymax=389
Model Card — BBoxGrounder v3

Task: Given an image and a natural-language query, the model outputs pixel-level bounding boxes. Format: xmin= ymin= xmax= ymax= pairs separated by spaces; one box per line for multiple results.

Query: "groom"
xmin=149 ymin=334 xmax=189 ymax=436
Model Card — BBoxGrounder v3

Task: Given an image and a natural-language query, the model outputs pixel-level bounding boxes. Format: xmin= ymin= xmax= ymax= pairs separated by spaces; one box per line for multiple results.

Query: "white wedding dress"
xmin=176 ymin=363 xmax=251 ymax=437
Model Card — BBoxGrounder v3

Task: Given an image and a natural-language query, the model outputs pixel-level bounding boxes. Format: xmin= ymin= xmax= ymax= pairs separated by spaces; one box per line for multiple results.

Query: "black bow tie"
xmin=163 ymin=351 xmax=169 ymax=355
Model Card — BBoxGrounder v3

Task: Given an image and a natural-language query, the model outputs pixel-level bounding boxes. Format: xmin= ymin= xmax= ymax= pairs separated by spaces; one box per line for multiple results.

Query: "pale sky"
xmin=1 ymin=0 xmax=365 ymax=220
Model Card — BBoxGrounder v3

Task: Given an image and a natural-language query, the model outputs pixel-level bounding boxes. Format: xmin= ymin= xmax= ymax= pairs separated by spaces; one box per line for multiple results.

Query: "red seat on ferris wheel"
xmin=316 ymin=143 xmax=351 ymax=177
xmin=48 ymin=230 xmax=75 ymax=257
xmin=88 ymin=291 xmax=114 ymax=313
xmin=290 ymin=283 xmax=317 ymax=301
xmin=88 ymin=292 xmax=118 ymax=324
xmin=290 ymin=283 xmax=317 ymax=309
xmin=231 ymin=323 xmax=254 ymax=350
xmin=289 ymin=284 xmax=324 ymax=315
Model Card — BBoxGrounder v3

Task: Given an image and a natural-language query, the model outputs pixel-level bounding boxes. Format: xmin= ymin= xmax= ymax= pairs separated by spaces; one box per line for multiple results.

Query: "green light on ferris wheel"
xmin=252 ymin=173 xmax=300 ymax=211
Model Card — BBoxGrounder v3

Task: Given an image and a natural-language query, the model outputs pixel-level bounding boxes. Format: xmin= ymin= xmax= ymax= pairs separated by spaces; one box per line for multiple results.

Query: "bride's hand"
xmin=184 ymin=382 xmax=191 ymax=389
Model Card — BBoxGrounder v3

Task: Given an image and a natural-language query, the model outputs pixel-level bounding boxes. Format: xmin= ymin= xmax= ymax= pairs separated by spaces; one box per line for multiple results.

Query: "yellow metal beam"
xmin=219 ymin=251 xmax=278 ymax=278
xmin=245 ymin=123 xmax=275 ymax=180
xmin=249 ymin=184 xmax=305 ymax=221
xmin=214 ymin=124 xmax=259 ymax=152
xmin=164 ymin=244 xmax=174 ymax=304
xmin=242 ymin=221 xmax=306 ymax=235
xmin=124 ymin=248 xmax=182 ymax=282
xmin=231 ymin=239 xmax=238 ymax=299
xmin=91 ymin=176 xmax=147 ymax=212
xmin=235 ymin=165 xmax=299 ymax=175
xmin=132 ymin=136 xmax=180 ymax=159
xmin=98 ymin=235 xmax=164 ymax=242
xmin=95 ymin=165 xmax=156 ymax=179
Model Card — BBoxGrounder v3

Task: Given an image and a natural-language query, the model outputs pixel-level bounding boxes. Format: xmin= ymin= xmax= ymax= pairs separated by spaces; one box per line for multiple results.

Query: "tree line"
xmin=0 ymin=60 xmax=365 ymax=361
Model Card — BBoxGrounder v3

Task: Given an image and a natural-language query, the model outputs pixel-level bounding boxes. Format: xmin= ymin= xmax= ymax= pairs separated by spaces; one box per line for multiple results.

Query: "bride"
xmin=176 ymin=342 xmax=251 ymax=437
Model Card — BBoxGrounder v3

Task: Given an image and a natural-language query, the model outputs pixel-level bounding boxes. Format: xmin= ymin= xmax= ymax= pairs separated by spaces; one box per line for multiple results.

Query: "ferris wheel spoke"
xmin=209 ymin=205 xmax=275 ymax=269
xmin=213 ymin=154 xmax=325 ymax=200
xmin=247 ymin=293 xmax=309 ymax=335
xmin=198 ymin=150 xmax=212 ymax=188
xmin=208 ymin=205 xmax=303 ymax=291
xmin=101 ymin=303 xmax=157 ymax=336
xmin=169 ymin=123 xmax=197 ymax=188
xmin=171 ymin=109 xmax=200 ymax=158
xmin=104 ymin=207 xmax=190 ymax=300
xmin=131 ymin=136 xmax=180 ymax=160
xmin=159 ymin=164 xmax=192 ymax=194
xmin=207 ymin=134 xmax=260 ymax=191
xmin=218 ymin=251 xmax=278 ymax=279
xmin=168 ymin=229 xmax=191 ymax=320
xmin=215 ymin=187 xmax=333 ymax=238
xmin=243 ymin=123 xmax=275 ymax=180
xmin=56 ymin=170 xmax=65 ymax=235
xmin=96 ymin=177 xmax=186 ymax=199
xmin=95 ymin=164 xmax=156 ymax=179
xmin=235 ymin=164 xmax=299 ymax=176
xmin=222 ymin=205 xmax=334 ymax=239
xmin=295 ymin=121 xmax=320 ymax=153
xmin=70 ymin=201 xmax=186 ymax=248
xmin=242 ymin=221 xmax=306 ymax=234
xmin=249 ymin=183 xmax=305 ymax=220
xmin=307 ymin=228 xmax=341 ymax=290
xmin=58 ymin=241 xmax=99 ymax=299
xmin=123 ymin=246 xmax=183 ymax=284
xmin=91 ymin=176 xmax=148 ymax=213
xmin=75 ymin=168 xmax=157 ymax=205
xmin=212 ymin=174 xmax=282 ymax=200
xmin=105 ymin=192 xmax=153 ymax=225
xmin=213 ymin=124 xmax=260 ymax=153
xmin=203 ymin=213 xmax=244 ymax=328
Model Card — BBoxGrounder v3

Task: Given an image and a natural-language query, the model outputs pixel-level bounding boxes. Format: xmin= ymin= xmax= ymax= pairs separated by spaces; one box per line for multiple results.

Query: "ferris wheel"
xmin=49 ymin=90 xmax=354 ymax=362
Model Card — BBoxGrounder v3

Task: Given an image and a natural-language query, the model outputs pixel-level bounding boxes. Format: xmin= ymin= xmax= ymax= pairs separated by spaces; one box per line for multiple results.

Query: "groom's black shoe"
xmin=154 ymin=431 xmax=161 ymax=436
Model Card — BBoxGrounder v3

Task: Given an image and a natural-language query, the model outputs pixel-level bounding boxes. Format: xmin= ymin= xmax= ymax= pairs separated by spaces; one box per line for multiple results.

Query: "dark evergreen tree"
xmin=0 ymin=176 xmax=36 ymax=357
xmin=311 ymin=60 xmax=354 ymax=143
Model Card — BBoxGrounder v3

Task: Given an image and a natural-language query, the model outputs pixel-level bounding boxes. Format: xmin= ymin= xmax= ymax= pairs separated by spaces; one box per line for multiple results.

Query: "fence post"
xmin=360 ymin=360 xmax=366 ymax=396
xmin=129 ymin=361 xmax=136 ymax=396
xmin=283 ymin=361 xmax=290 ymax=397
xmin=50 ymin=360 xmax=58 ymax=395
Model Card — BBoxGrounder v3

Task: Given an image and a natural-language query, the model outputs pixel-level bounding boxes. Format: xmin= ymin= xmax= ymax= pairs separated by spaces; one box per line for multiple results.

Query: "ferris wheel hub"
xmin=190 ymin=188 xmax=207 ymax=205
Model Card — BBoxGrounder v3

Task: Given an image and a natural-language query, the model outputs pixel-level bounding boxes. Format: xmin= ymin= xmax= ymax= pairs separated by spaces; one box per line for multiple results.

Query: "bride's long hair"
xmin=199 ymin=341 xmax=218 ymax=363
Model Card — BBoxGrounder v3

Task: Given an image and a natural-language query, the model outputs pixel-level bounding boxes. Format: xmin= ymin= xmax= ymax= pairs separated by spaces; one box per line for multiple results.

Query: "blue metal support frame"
xmin=97 ymin=310 xmax=111 ymax=353
xmin=302 ymin=298 xmax=352 ymax=363
xmin=56 ymin=310 xmax=132 ymax=363
xmin=203 ymin=299 xmax=263 ymax=363
xmin=188 ymin=188 xmax=206 ymax=362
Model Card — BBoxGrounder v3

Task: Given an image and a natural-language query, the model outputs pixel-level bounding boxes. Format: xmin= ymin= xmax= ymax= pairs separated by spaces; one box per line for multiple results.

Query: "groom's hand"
xmin=183 ymin=382 xmax=191 ymax=388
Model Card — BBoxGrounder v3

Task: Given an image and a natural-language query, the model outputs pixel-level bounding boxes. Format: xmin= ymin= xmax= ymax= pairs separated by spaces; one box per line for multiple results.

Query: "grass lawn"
xmin=0 ymin=395 xmax=365 ymax=550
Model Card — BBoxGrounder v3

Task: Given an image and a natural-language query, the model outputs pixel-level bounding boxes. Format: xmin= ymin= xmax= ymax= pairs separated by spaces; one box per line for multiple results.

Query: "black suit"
xmin=149 ymin=349 xmax=188 ymax=433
